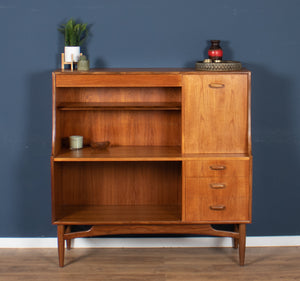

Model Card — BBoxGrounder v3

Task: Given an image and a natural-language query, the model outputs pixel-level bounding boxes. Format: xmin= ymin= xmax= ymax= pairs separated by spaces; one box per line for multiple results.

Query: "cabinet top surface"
xmin=53 ymin=68 xmax=250 ymax=75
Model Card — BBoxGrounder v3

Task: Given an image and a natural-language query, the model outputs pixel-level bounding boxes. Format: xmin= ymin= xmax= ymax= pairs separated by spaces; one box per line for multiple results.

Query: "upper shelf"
xmin=57 ymin=102 xmax=181 ymax=111
xmin=53 ymin=146 xmax=183 ymax=162
xmin=53 ymin=146 xmax=251 ymax=162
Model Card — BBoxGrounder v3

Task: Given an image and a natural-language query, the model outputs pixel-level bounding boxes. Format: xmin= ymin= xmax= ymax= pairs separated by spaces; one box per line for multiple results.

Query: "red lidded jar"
xmin=208 ymin=40 xmax=223 ymax=61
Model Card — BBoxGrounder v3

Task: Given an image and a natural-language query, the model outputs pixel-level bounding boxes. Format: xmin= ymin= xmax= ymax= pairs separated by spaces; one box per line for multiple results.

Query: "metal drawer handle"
xmin=210 ymin=165 xmax=226 ymax=170
xmin=210 ymin=183 xmax=226 ymax=189
xmin=210 ymin=205 xmax=226 ymax=211
xmin=209 ymin=83 xmax=225 ymax=89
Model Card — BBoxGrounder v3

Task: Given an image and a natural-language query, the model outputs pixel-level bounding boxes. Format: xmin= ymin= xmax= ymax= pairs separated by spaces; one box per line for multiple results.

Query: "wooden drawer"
xmin=185 ymin=177 xmax=250 ymax=222
xmin=185 ymin=159 xmax=249 ymax=178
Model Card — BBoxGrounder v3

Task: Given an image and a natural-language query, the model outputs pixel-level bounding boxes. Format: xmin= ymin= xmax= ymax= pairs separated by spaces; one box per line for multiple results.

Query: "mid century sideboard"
xmin=51 ymin=68 xmax=252 ymax=267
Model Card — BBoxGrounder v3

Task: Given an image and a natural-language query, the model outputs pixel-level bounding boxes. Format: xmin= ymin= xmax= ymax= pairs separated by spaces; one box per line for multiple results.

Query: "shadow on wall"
xmin=16 ymin=71 xmax=56 ymax=236
xmin=245 ymin=63 xmax=300 ymax=235
xmin=94 ymin=57 xmax=108 ymax=68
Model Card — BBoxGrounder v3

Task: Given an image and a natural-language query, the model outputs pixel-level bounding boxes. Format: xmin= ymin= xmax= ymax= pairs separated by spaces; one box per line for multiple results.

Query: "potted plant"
xmin=58 ymin=18 xmax=88 ymax=63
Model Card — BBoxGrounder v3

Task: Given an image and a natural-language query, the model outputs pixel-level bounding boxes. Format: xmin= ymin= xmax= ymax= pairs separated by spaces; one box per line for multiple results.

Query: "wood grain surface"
xmin=183 ymin=74 xmax=249 ymax=154
xmin=51 ymin=69 xmax=252 ymax=267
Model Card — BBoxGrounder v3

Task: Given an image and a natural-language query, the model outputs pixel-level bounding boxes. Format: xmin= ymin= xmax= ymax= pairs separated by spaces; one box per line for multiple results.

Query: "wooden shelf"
xmin=54 ymin=205 xmax=181 ymax=224
xmin=54 ymin=147 xmax=251 ymax=162
xmin=57 ymin=102 xmax=181 ymax=111
xmin=54 ymin=146 xmax=182 ymax=161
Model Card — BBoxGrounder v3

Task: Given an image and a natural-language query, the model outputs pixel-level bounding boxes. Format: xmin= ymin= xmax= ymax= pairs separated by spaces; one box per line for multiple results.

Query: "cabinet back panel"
xmin=54 ymin=162 xmax=181 ymax=206
xmin=56 ymin=87 xmax=181 ymax=103
xmin=59 ymin=111 xmax=181 ymax=147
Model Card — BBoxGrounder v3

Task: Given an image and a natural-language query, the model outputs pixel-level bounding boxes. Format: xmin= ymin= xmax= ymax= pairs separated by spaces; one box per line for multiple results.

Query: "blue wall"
xmin=1 ymin=0 xmax=299 ymax=237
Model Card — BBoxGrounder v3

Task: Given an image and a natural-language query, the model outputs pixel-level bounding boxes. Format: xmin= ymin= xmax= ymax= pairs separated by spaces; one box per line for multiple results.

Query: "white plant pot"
xmin=64 ymin=46 xmax=80 ymax=62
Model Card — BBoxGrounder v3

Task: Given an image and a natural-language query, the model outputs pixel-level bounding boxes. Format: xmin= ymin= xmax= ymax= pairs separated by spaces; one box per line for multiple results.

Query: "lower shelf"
xmin=54 ymin=205 xmax=181 ymax=224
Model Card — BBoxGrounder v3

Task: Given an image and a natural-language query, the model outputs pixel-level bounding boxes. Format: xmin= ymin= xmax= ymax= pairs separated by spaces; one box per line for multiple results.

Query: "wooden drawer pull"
xmin=210 ymin=165 xmax=226 ymax=170
xmin=209 ymin=83 xmax=225 ymax=89
xmin=210 ymin=183 xmax=226 ymax=189
xmin=210 ymin=205 xmax=226 ymax=211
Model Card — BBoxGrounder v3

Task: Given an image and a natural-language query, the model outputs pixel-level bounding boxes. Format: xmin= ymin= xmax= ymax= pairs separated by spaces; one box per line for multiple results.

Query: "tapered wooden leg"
xmin=57 ymin=225 xmax=65 ymax=267
xmin=233 ymin=224 xmax=239 ymax=249
xmin=65 ymin=226 xmax=72 ymax=250
xmin=238 ymin=224 xmax=246 ymax=266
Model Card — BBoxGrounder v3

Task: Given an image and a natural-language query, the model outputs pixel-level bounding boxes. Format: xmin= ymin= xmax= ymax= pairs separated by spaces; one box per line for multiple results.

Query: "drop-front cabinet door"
xmin=182 ymin=74 xmax=249 ymax=154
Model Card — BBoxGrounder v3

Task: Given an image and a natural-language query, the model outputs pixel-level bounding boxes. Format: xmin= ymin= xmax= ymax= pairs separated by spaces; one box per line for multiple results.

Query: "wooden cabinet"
xmin=51 ymin=68 xmax=252 ymax=267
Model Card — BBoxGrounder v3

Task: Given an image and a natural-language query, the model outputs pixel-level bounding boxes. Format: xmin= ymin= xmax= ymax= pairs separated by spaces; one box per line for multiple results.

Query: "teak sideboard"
xmin=51 ymin=68 xmax=252 ymax=267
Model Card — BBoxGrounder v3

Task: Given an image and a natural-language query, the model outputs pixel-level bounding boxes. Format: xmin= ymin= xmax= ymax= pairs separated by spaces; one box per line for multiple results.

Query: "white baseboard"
xmin=0 ymin=236 xmax=299 ymax=248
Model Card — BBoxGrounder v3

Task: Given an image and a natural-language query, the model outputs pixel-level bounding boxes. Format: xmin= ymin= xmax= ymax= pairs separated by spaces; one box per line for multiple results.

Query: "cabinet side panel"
xmin=247 ymin=72 xmax=252 ymax=155
xmin=249 ymin=155 xmax=253 ymax=222
xmin=52 ymin=73 xmax=57 ymax=156
xmin=183 ymin=74 xmax=249 ymax=154
xmin=52 ymin=160 xmax=63 ymax=222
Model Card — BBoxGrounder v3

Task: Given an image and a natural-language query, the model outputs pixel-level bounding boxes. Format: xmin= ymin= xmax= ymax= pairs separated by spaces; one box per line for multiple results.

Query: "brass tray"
xmin=195 ymin=60 xmax=242 ymax=71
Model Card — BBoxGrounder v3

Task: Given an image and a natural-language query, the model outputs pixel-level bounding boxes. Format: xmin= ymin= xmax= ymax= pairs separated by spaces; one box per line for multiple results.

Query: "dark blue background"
xmin=1 ymin=0 xmax=299 ymax=237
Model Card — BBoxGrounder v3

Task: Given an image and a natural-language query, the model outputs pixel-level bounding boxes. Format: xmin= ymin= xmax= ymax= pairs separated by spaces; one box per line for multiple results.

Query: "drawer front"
xmin=185 ymin=159 xmax=249 ymax=178
xmin=185 ymin=177 xmax=250 ymax=222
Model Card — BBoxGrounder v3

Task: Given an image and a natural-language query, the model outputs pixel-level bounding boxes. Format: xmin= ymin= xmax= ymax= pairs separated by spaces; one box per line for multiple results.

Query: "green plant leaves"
xmin=58 ymin=18 xmax=88 ymax=46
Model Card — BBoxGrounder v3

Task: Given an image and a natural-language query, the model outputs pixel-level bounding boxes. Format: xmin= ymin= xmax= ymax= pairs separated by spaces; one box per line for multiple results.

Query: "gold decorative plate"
xmin=195 ymin=60 xmax=242 ymax=71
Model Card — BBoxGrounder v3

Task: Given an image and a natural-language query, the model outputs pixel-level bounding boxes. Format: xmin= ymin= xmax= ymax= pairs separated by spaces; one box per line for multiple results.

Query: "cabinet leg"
xmin=65 ymin=226 xmax=72 ymax=250
xmin=57 ymin=225 xmax=65 ymax=267
xmin=238 ymin=224 xmax=246 ymax=266
xmin=233 ymin=224 xmax=239 ymax=249
xmin=66 ymin=240 xmax=71 ymax=250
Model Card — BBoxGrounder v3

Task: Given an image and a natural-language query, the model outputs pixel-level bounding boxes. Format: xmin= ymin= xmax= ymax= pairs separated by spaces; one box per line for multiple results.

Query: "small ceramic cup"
xmin=69 ymin=135 xmax=83 ymax=150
